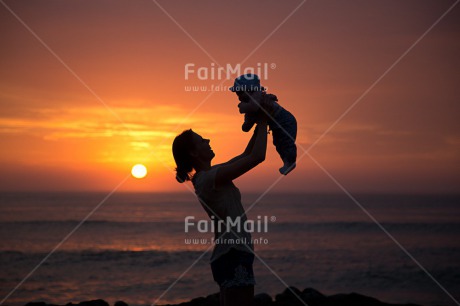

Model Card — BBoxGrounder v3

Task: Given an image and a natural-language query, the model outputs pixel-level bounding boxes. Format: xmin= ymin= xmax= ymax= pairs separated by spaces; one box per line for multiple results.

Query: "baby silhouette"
xmin=230 ymin=74 xmax=297 ymax=175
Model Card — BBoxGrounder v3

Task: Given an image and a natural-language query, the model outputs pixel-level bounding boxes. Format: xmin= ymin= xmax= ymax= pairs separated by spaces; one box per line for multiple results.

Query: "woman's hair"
xmin=172 ymin=129 xmax=196 ymax=183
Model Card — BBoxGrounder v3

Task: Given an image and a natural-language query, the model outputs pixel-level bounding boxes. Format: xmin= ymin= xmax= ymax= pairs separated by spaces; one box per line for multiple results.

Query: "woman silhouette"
xmin=172 ymin=111 xmax=268 ymax=306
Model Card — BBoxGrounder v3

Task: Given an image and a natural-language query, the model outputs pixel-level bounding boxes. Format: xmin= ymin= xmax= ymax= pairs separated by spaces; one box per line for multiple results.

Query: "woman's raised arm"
xmin=215 ymin=118 xmax=268 ymax=187
xmin=220 ymin=124 xmax=261 ymax=166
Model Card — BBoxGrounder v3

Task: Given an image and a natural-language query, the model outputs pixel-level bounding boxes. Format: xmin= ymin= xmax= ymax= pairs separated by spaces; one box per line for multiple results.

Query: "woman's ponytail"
xmin=172 ymin=129 xmax=195 ymax=183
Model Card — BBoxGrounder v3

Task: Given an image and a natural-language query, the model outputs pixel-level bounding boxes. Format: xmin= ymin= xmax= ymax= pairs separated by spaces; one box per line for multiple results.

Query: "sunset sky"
xmin=0 ymin=0 xmax=459 ymax=193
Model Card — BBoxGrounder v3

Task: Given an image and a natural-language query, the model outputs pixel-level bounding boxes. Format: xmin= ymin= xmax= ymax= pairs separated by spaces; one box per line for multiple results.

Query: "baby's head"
xmin=230 ymin=74 xmax=265 ymax=103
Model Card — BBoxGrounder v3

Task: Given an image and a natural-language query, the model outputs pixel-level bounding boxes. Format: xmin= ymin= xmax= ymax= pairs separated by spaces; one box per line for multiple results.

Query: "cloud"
xmin=0 ymin=104 xmax=235 ymax=139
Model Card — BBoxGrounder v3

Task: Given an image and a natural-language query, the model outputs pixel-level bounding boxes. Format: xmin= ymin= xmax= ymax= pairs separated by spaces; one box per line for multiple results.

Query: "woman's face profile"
xmin=191 ymin=132 xmax=215 ymax=162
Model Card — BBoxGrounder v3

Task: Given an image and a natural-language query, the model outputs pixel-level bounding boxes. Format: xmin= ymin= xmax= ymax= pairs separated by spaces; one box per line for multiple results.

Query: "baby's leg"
xmin=275 ymin=134 xmax=297 ymax=175
xmin=271 ymin=110 xmax=297 ymax=175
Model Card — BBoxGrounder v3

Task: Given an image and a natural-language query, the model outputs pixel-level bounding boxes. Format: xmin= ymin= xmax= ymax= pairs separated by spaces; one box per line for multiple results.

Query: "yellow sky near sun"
xmin=0 ymin=104 xmax=244 ymax=165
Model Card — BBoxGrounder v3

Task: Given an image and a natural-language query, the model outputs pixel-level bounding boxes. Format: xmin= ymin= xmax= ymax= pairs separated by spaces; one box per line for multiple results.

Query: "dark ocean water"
xmin=0 ymin=192 xmax=459 ymax=306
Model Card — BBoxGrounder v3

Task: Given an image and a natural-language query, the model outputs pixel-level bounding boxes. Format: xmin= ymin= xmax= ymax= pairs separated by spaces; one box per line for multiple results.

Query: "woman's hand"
xmin=255 ymin=111 xmax=268 ymax=125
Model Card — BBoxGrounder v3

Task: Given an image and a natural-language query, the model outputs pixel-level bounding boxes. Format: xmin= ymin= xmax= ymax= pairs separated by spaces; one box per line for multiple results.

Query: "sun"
xmin=131 ymin=164 xmax=147 ymax=179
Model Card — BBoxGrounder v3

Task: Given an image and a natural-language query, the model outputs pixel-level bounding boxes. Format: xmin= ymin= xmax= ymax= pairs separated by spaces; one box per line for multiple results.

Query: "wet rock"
xmin=254 ymin=293 xmax=273 ymax=306
xmin=78 ymin=300 xmax=109 ymax=306
xmin=275 ymin=287 xmax=303 ymax=306
xmin=322 ymin=292 xmax=423 ymax=306
xmin=205 ymin=292 xmax=220 ymax=306
xmin=300 ymin=288 xmax=326 ymax=305
xmin=324 ymin=292 xmax=384 ymax=305
xmin=186 ymin=296 xmax=206 ymax=306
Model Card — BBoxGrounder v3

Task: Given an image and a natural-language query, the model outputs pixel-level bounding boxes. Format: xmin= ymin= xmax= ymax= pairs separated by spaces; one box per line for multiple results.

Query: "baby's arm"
xmin=238 ymin=91 xmax=265 ymax=114
xmin=238 ymin=99 xmax=259 ymax=114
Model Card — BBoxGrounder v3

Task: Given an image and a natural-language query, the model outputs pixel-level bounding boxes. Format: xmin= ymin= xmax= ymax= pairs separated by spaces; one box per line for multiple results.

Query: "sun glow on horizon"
xmin=131 ymin=164 xmax=147 ymax=179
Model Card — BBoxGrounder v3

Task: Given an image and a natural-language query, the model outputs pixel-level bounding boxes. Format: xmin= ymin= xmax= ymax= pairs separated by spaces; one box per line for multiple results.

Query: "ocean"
xmin=0 ymin=192 xmax=459 ymax=306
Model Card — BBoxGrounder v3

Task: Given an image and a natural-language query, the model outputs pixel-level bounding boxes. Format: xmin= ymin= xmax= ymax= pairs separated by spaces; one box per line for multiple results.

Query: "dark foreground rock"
xmin=25 ymin=287 xmax=426 ymax=306
xmin=272 ymin=287 xmax=422 ymax=306
xmin=173 ymin=287 xmax=423 ymax=306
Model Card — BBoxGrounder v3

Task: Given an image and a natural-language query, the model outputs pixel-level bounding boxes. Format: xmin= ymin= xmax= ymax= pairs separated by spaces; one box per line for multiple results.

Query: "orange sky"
xmin=0 ymin=0 xmax=459 ymax=193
